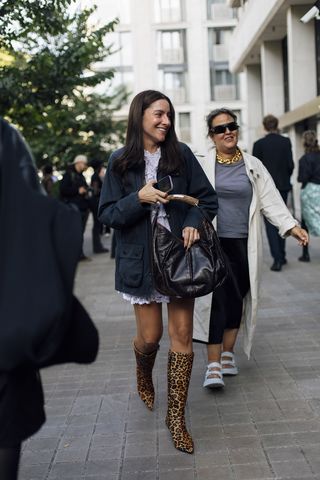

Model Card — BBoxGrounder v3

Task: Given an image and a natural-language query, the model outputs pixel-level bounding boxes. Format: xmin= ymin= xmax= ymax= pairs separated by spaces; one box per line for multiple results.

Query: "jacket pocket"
xmin=119 ymin=243 xmax=144 ymax=288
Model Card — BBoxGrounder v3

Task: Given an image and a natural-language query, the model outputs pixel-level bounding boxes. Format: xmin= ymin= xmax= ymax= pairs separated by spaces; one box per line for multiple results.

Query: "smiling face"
xmin=210 ymin=113 xmax=239 ymax=155
xmin=142 ymin=99 xmax=171 ymax=152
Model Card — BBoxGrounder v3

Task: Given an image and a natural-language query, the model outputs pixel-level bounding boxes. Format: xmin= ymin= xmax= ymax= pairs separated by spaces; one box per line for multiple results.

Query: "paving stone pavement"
xmin=19 ymin=229 xmax=320 ymax=480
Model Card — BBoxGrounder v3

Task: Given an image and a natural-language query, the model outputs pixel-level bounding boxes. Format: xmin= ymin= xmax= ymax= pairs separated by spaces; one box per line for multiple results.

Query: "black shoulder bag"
xmin=152 ymin=194 xmax=227 ymax=298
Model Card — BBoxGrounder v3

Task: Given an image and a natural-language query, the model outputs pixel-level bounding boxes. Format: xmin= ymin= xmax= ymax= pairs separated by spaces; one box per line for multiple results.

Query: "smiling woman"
xmin=98 ymin=90 xmax=219 ymax=454
xmin=193 ymin=107 xmax=309 ymax=391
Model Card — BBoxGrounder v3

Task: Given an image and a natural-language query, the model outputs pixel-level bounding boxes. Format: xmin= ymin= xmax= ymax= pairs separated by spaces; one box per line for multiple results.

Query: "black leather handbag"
xmin=152 ymin=194 xmax=227 ymax=298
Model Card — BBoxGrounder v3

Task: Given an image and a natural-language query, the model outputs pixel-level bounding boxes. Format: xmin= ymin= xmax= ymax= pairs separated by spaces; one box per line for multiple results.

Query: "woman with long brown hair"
xmin=99 ymin=90 xmax=218 ymax=453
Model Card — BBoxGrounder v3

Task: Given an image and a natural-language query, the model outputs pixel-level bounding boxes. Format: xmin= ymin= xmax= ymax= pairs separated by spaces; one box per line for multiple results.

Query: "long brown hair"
xmin=303 ymin=130 xmax=319 ymax=153
xmin=112 ymin=90 xmax=183 ymax=177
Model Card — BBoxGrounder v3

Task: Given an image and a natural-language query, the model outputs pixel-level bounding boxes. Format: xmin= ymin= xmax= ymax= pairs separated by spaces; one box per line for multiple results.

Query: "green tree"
xmin=0 ymin=1 xmax=128 ymax=167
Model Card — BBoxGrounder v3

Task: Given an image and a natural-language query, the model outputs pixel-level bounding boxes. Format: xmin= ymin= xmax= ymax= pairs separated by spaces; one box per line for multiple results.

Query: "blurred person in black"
xmin=252 ymin=114 xmax=294 ymax=271
xmin=298 ymin=130 xmax=320 ymax=261
xmin=60 ymin=154 xmax=91 ymax=260
xmin=41 ymin=164 xmax=55 ymax=196
xmin=0 ymin=118 xmax=99 ymax=480
xmin=89 ymin=159 xmax=109 ymax=254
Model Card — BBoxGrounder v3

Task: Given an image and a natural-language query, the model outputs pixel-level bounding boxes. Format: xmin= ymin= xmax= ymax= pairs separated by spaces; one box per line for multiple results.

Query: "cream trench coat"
xmin=193 ymin=147 xmax=298 ymax=359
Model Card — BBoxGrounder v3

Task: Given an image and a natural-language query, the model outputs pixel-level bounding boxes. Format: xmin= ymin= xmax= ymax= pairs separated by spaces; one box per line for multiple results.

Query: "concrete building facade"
xmin=84 ymin=0 xmax=247 ymax=154
xmin=227 ymin=0 xmax=320 ymax=165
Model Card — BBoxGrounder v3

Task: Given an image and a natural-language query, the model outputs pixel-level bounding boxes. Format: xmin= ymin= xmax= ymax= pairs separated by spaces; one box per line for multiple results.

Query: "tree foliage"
xmin=0 ymin=0 xmax=128 ymax=167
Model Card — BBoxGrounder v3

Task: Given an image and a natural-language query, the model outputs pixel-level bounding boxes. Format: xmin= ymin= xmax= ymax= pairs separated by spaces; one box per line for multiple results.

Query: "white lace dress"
xmin=120 ymin=148 xmax=170 ymax=305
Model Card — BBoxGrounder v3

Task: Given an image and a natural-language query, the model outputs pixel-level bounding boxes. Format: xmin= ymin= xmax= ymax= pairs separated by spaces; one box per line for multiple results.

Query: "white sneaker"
xmin=203 ymin=362 xmax=224 ymax=388
xmin=221 ymin=351 xmax=238 ymax=376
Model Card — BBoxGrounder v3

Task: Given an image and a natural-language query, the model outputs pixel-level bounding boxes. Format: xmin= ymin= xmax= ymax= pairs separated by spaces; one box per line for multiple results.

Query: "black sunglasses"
xmin=210 ymin=121 xmax=239 ymax=134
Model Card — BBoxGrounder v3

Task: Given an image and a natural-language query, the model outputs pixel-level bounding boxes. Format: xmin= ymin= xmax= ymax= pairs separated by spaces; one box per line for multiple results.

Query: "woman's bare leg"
xmin=134 ymin=302 xmax=163 ymax=353
xmin=167 ymin=298 xmax=194 ymax=353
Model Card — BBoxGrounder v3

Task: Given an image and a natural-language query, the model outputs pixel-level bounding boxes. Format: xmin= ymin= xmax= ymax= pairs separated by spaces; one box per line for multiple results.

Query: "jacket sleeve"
xmin=181 ymin=145 xmax=218 ymax=229
xmin=98 ymin=154 xmax=150 ymax=229
xmin=255 ymin=160 xmax=298 ymax=237
xmin=297 ymin=155 xmax=311 ymax=187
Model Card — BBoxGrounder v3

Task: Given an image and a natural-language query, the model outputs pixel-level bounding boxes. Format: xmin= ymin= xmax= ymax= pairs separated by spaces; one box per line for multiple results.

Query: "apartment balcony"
xmin=166 ymin=87 xmax=186 ymax=104
xmin=161 ymin=48 xmax=184 ymax=64
xmin=213 ymin=44 xmax=229 ymax=62
xmin=159 ymin=7 xmax=182 ymax=23
xmin=210 ymin=3 xmax=234 ymax=20
xmin=213 ymin=84 xmax=237 ymax=101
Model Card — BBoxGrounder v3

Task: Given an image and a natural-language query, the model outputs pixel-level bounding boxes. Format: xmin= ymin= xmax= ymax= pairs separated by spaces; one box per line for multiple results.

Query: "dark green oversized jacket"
xmin=98 ymin=142 xmax=218 ymax=297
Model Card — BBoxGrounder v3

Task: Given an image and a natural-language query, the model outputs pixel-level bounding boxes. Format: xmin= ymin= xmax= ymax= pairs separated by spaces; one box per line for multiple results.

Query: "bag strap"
xmin=167 ymin=194 xmax=199 ymax=206
xmin=167 ymin=194 xmax=213 ymax=222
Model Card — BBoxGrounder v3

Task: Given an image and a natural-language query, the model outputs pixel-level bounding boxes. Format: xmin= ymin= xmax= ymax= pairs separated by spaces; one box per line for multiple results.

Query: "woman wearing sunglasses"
xmin=193 ymin=107 xmax=308 ymax=388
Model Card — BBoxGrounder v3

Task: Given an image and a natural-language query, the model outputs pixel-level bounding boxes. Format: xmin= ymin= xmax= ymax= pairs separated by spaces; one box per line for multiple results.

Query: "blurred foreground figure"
xmin=0 ymin=118 xmax=99 ymax=479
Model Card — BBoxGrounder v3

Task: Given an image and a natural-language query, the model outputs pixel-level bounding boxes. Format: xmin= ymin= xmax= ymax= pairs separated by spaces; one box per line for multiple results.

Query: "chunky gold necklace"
xmin=216 ymin=148 xmax=242 ymax=165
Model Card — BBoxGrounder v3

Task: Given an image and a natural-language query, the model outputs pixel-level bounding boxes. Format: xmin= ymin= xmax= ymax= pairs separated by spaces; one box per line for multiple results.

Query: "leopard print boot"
xmin=133 ymin=343 xmax=159 ymax=410
xmin=165 ymin=350 xmax=194 ymax=454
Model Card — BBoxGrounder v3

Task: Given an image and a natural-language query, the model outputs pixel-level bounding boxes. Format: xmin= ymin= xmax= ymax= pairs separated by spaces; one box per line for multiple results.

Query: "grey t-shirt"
xmin=215 ymin=160 xmax=252 ymax=238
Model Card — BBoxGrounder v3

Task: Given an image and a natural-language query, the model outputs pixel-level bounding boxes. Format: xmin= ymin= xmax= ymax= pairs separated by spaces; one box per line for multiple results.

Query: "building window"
xmin=93 ymin=0 xmax=131 ymax=24
xmin=158 ymin=70 xmax=187 ymax=104
xmin=154 ymin=0 xmax=184 ymax=23
xmin=208 ymin=28 xmax=238 ymax=101
xmin=208 ymin=28 xmax=232 ymax=62
xmin=209 ymin=66 xmax=238 ymax=101
xmin=178 ymin=112 xmax=191 ymax=142
xmin=99 ymin=31 xmax=133 ymax=96
xmin=103 ymin=31 xmax=132 ymax=67
xmin=157 ymin=30 xmax=186 ymax=64
xmin=207 ymin=0 xmax=235 ymax=20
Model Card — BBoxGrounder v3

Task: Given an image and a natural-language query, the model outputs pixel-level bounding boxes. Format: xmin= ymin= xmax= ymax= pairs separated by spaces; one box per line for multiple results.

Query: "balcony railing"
xmin=159 ymin=8 xmax=182 ymax=23
xmin=166 ymin=87 xmax=186 ymax=104
xmin=213 ymin=44 xmax=229 ymax=62
xmin=213 ymin=84 xmax=237 ymax=100
xmin=161 ymin=48 xmax=184 ymax=64
xmin=210 ymin=4 xmax=234 ymax=20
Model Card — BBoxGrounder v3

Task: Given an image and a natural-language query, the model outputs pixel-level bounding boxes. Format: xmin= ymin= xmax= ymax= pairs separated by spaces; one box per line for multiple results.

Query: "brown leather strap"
xmin=167 ymin=194 xmax=199 ymax=206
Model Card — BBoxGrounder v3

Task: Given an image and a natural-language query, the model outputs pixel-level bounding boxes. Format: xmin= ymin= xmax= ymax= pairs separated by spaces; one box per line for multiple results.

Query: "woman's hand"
xmin=138 ymin=180 xmax=169 ymax=205
xmin=288 ymin=226 xmax=309 ymax=246
xmin=182 ymin=227 xmax=200 ymax=249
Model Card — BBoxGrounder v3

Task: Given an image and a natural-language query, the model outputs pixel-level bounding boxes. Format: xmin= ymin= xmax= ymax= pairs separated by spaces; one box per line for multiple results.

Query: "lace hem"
xmin=118 ymin=291 xmax=170 ymax=305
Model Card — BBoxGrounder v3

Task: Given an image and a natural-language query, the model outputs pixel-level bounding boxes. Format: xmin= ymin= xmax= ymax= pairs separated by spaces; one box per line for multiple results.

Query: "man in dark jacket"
xmin=60 ymin=154 xmax=91 ymax=260
xmin=252 ymin=114 xmax=294 ymax=271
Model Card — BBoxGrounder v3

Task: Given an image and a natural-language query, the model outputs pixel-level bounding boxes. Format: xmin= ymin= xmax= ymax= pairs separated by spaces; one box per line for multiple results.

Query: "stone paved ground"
xmin=19 ymin=229 xmax=320 ymax=480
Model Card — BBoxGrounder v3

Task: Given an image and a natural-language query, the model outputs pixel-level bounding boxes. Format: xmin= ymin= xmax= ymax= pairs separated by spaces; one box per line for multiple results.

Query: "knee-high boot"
xmin=133 ymin=343 xmax=159 ymax=410
xmin=165 ymin=350 xmax=194 ymax=454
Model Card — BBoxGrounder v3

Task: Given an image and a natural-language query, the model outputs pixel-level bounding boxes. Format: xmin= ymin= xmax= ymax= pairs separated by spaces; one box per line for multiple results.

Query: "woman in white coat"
xmin=193 ymin=108 xmax=308 ymax=389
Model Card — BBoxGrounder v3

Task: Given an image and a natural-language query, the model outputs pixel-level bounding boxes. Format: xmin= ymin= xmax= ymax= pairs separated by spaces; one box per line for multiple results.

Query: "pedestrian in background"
xmin=193 ymin=108 xmax=308 ymax=389
xmin=41 ymin=164 xmax=55 ymax=196
xmin=252 ymin=114 xmax=294 ymax=271
xmin=99 ymin=90 xmax=218 ymax=454
xmin=89 ymin=159 xmax=109 ymax=254
xmin=298 ymin=130 xmax=320 ymax=261
xmin=60 ymin=154 xmax=91 ymax=261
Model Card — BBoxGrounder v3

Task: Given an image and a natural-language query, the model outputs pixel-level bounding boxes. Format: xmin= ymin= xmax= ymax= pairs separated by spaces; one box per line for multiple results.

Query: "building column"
xmin=245 ymin=64 xmax=262 ymax=151
xmin=287 ymin=5 xmax=317 ymax=110
xmin=260 ymin=41 xmax=285 ymax=117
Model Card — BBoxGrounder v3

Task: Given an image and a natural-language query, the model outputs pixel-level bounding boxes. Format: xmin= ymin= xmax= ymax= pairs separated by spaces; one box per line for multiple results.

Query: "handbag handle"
xmin=167 ymin=194 xmax=199 ymax=206
xmin=167 ymin=193 xmax=213 ymax=223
